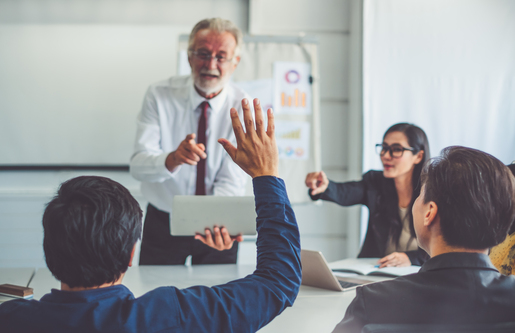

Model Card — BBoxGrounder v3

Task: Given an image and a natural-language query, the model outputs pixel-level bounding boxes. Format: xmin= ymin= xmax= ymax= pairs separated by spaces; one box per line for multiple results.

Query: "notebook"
xmin=301 ymin=250 xmax=377 ymax=292
xmin=328 ymin=258 xmax=421 ymax=277
xmin=171 ymin=195 xmax=257 ymax=236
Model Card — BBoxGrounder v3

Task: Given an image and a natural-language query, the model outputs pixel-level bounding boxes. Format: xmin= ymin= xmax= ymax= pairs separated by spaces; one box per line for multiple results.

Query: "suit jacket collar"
xmin=420 ymin=252 xmax=498 ymax=273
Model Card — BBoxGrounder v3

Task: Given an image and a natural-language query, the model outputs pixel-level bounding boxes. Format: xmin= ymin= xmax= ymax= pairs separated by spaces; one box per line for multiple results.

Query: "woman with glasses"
xmin=305 ymin=123 xmax=430 ymax=267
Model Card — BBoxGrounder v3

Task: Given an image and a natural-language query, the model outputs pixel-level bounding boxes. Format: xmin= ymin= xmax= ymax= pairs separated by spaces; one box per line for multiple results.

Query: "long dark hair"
xmin=381 ymin=123 xmax=430 ymax=247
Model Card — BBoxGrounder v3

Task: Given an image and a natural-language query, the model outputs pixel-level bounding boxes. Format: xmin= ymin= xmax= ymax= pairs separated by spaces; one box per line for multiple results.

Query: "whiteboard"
xmin=0 ymin=24 xmax=190 ymax=166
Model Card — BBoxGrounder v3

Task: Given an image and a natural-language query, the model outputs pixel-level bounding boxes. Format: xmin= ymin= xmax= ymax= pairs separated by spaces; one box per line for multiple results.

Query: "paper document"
xmin=328 ymin=258 xmax=421 ymax=277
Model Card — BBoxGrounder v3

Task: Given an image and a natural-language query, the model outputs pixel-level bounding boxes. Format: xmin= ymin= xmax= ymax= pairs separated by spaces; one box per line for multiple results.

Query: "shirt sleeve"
xmin=173 ymin=176 xmax=302 ymax=332
xmin=212 ymin=152 xmax=248 ymax=196
xmin=332 ymin=287 xmax=368 ymax=333
xmin=129 ymin=87 xmax=177 ymax=182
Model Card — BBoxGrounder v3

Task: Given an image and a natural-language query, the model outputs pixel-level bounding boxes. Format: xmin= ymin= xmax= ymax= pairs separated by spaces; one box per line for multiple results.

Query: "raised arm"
xmin=173 ymin=98 xmax=301 ymax=332
xmin=129 ymin=88 xmax=176 ymax=182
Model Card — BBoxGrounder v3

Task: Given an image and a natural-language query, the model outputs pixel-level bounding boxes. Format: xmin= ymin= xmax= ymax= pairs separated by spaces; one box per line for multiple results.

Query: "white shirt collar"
xmin=189 ymin=77 xmax=229 ymax=113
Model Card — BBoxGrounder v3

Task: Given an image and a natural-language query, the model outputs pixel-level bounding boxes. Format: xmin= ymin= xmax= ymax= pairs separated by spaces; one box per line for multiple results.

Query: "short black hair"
xmin=43 ymin=176 xmax=142 ymax=288
xmin=421 ymin=146 xmax=515 ymax=249
xmin=508 ymin=163 xmax=515 ymax=177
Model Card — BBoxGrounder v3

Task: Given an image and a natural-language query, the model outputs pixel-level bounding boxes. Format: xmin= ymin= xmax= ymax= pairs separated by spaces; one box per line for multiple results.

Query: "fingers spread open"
xmin=253 ymin=98 xmax=266 ymax=138
xmin=229 ymin=108 xmax=244 ymax=146
xmin=241 ymin=98 xmax=256 ymax=138
xmin=266 ymin=108 xmax=275 ymax=138
xmin=218 ymin=138 xmax=237 ymax=160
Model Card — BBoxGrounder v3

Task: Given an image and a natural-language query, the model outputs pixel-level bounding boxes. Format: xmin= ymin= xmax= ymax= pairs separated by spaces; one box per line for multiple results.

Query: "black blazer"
xmin=310 ymin=170 xmax=429 ymax=265
xmin=333 ymin=253 xmax=515 ymax=332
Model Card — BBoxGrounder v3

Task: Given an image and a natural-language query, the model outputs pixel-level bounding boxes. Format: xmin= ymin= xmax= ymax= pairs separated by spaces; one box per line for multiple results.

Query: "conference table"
xmin=1 ymin=265 xmax=386 ymax=332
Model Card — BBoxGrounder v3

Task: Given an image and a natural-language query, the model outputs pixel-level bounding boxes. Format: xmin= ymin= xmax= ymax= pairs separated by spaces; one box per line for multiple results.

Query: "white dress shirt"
xmin=130 ymin=75 xmax=249 ymax=214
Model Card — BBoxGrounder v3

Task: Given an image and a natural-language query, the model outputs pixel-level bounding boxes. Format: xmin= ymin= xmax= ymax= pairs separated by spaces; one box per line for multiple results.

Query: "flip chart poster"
xmin=235 ymin=78 xmax=274 ymax=112
xmin=275 ymin=120 xmax=310 ymax=160
xmin=273 ymin=62 xmax=312 ymax=115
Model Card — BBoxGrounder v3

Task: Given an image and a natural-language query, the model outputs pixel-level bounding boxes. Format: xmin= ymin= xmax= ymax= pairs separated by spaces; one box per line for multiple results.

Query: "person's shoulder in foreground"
xmin=333 ymin=146 xmax=515 ymax=333
xmin=0 ymin=98 xmax=301 ymax=333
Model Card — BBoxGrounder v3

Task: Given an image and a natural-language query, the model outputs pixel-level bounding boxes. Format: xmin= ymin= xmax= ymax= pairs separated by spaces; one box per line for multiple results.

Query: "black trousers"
xmin=139 ymin=204 xmax=238 ymax=265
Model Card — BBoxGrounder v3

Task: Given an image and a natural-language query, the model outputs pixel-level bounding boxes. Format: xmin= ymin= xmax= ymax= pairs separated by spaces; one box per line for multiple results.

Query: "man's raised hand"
xmin=165 ymin=133 xmax=207 ymax=171
xmin=218 ymin=98 xmax=278 ymax=178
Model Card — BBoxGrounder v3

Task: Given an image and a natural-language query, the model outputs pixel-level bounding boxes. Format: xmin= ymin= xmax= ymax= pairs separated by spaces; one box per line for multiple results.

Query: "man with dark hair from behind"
xmin=0 ymin=98 xmax=302 ymax=332
xmin=333 ymin=146 xmax=515 ymax=332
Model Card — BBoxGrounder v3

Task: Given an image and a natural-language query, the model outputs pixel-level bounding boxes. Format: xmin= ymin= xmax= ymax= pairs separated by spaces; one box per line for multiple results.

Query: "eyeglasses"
xmin=376 ymin=143 xmax=414 ymax=158
xmin=190 ymin=51 xmax=233 ymax=64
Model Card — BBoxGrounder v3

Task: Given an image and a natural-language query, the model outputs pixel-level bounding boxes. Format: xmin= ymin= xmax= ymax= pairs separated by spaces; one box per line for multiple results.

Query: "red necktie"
xmin=195 ymin=101 xmax=209 ymax=195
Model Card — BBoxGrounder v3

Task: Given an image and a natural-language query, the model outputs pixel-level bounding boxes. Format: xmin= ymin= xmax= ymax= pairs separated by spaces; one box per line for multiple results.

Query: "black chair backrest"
xmin=362 ymin=322 xmax=515 ymax=333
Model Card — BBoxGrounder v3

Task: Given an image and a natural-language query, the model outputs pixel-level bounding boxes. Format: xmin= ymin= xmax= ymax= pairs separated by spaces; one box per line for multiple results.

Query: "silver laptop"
xmin=301 ymin=249 xmax=375 ymax=292
xmin=171 ymin=196 xmax=257 ymax=236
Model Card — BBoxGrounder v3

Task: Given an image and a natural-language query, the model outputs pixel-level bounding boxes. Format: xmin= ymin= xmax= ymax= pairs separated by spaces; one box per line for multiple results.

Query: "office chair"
xmin=362 ymin=322 xmax=515 ymax=333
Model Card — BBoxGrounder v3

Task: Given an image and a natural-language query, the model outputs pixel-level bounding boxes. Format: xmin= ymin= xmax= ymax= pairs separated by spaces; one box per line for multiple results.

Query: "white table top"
xmin=15 ymin=265 xmax=361 ymax=332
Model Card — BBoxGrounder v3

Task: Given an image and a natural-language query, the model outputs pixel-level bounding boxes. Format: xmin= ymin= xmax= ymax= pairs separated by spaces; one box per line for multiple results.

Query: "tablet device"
xmin=171 ymin=196 xmax=257 ymax=236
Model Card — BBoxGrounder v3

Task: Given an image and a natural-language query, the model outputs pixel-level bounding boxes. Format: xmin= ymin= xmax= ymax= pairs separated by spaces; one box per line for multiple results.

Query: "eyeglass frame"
xmin=375 ymin=143 xmax=415 ymax=158
xmin=189 ymin=50 xmax=235 ymax=64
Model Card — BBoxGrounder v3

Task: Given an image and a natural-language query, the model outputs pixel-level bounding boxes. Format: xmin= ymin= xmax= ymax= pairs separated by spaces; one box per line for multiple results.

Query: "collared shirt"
xmin=0 ymin=177 xmax=302 ymax=333
xmin=130 ymin=75 xmax=249 ymax=213
xmin=333 ymin=252 xmax=515 ymax=333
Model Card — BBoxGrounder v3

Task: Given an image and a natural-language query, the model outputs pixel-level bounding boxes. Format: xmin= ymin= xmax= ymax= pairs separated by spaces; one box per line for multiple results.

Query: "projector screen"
xmin=0 ymin=25 xmax=189 ymax=166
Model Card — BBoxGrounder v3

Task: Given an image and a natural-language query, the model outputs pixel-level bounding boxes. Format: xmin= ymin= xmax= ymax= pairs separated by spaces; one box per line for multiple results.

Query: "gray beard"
xmin=193 ymin=75 xmax=230 ymax=97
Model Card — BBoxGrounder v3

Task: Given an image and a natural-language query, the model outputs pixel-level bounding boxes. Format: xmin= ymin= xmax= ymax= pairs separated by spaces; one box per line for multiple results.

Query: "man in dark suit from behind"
xmin=333 ymin=146 xmax=515 ymax=332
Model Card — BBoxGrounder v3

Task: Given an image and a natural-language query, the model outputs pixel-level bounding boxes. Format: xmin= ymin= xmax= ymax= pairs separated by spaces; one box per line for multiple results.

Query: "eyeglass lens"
xmin=195 ymin=52 xmax=229 ymax=63
xmin=377 ymin=144 xmax=406 ymax=158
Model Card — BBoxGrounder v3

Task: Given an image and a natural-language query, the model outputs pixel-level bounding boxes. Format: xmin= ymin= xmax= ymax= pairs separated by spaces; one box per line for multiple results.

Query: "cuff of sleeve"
xmin=157 ymin=152 xmax=181 ymax=177
xmin=253 ymin=176 xmax=290 ymax=206
xmin=309 ymin=180 xmax=335 ymax=201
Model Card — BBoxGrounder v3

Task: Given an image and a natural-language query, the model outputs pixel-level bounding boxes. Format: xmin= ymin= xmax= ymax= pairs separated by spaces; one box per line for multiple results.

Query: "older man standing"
xmin=130 ymin=18 xmax=249 ymax=265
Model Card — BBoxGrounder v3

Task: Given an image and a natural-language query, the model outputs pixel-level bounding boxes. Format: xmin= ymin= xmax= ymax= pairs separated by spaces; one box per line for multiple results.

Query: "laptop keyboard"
xmin=338 ymin=280 xmax=360 ymax=289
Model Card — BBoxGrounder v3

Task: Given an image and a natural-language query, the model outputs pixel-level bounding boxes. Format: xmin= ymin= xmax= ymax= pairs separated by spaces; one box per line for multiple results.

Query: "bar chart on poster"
xmin=178 ymin=35 xmax=321 ymax=203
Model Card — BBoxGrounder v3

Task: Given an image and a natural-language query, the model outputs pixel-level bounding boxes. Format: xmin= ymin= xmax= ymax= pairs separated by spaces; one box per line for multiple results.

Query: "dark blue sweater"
xmin=0 ymin=176 xmax=301 ymax=333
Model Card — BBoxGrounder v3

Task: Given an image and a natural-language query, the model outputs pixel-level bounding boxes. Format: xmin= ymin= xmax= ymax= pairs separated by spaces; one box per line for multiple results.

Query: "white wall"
xmin=363 ymin=0 xmax=515 ymax=172
xmin=0 ymin=0 xmax=248 ymax=165
xmin=0 ymin=0 xmax=362 ymax=267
